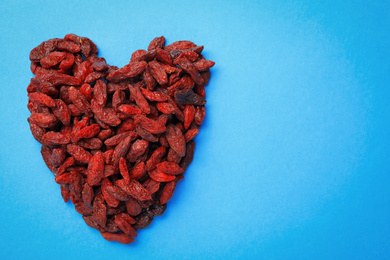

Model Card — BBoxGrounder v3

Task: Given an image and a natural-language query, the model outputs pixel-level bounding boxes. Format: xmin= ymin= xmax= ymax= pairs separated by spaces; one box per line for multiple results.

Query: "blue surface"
xmin=0 ymin=0 xmax=389 ymax=259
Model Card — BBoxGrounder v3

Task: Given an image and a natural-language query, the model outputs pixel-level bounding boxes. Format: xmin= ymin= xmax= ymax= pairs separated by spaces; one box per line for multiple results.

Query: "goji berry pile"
xmin=27 ymin=34 xmax=214 ymax=244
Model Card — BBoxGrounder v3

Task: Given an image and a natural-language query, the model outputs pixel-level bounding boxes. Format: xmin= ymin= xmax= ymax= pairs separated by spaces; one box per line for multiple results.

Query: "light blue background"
xmin=0 ymin=0 xmax=389 ymax=259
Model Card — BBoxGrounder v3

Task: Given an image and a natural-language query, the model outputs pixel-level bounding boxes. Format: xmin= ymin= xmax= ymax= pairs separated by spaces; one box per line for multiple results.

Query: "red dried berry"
xmin=118 ymin=104 xmax=143 ymax=115
xmin=115 ymin=214 xmax=137 ymax=237
xmin=100 ymin=232 xmax=135 ymax=244
xmin=61 ymin=185 xmax=70 ymax=203
xmin=68 ymin=86 xmax=91 ymax=116
xmin=106 ymin=61 xmax=148 ymax=82
xmin=119 ymin=157 xmax=130 ymax=184
xmin=148 ymin=169 xmax=176 ymax=182
xmin=101 ymin=178 xmax=120 ymax=208
xmin=28 ymin=92 xmax=56 ymax=107
xmin=40 ymin=51 xmax=66 ymax=69
xmin=79 ymin=83 xmax=92 ymax=101
xmin=104 ymin=131 xmax=137 ymax=147
xmin=42 ymin=131 xmax=71 ymax=146
xmin=193 ymin=59 xmax=215 ymax=71
xmin=140 ymin=88 xmax=168 ymax=102
xmin=184 ymin=128 xmax=199 ymax=142
xmin=52 ymin=99 xmax=71 ymax=126
xmin=127 ymin=139 xmax=149 ymax=163
xmin=59 ymin=53 xmax=75 ymax=72
xmin=29 ymin=112 xmax=57 ymax=128
xmin=86 ymin=151 xmax=105 ymax=186
xmin=176 ymin=58 xmax=204 ymax=85
xmin=93 ymin=194 xmax=107 ymax=227
xmin=135 ymin=115 xmax=166 ymax=134
xmin=164 ymin=40 xmax=197 ymax=52
xmin=129 ymin=162 xmax=146 ymax=180
xmin=125 ymin=197 xmax=143 ymax=217
xmin=66 ymin=144 xmax=91 ymax=164
xmin=82 ymin=183 xmax=94 ymax=207
xmin=93 ymin=80 xmax=108 ymax=106
xmin=129 ymin=84 xmax=150 ymax=114
xmin=148 ymin=36 xmax=165 ymax=51
xmin=104 ymin=184 xmax=130 ymax=201
xmin=91 ymin=99 xmax=121 ymax=127
xmin=148 ymin=60 xmax=168 ymax=85
xmin=166 ymin=124 xmax=186 ymax=157
xmin=156 ymin=161 xmax=184 ymax=175
xmin=116 ymin=179 xmax=152 ymax=201
xmin=74 ymin=124 xmax=100 ymax=142
xmin=57 ymin=157 xmax=75 ymax=176
xmin=160 ymin=180 xmax=177 ymax=205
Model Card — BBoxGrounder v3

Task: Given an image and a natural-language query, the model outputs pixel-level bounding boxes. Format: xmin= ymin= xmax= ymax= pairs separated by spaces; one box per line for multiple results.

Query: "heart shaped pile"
xmin=27 ymin=34 xmax=214 ymax=244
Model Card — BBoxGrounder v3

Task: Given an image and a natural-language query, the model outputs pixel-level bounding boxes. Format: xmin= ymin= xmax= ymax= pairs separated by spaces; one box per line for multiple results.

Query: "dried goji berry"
xmin=156 ymin=48 xmax=173 ymax=65
xmin=156 ymin=161 xmax=184 ymax=175
xmin=193 ymin=59 xmax=215 ymax=71
xmin=184 ymin=126 xmax=199 ymax=142
xmin=82 ymin=183 xmax=94 ymax=207
xmin=100 ymin=232 xmax=135 ymax=244
xmin=104 ymin=184 xmax=130 ymax=201
xmin=57 ymin=40 xmax=81 ymax=53
xmin=52 ymin=99 xmax=71 ymax=126
xmin=93 ymin=79 xmax=108 ymax=106
xmin=77 ymin=138 xmax=103 ymax=150
xmin=166 ymin=124 xmax=186 ymax=157
xmin=118 ymin=104 xmax=143 ymax=115
xmin=28 ymin=92 xmax=56 ymax=107
xmin=148 ymin=60 xmax=168 ymax=85
xmin=79 ymin=83 xmax=92 ymax=101
xmin=57 ymin=157 xmax=75 ymax=176
xmin=164 ymin=40 xmax=196 ymax=52
xmin=91 ymin=99 xmax=121 ymax=127
xmin=133 ymin=212 xmax=153 ymax=230
xmin=125 ymin=197 xmax=142 ymax=217
xmin=135 ymin=125 xmax=158 ymax=143
xmin=129 ymin=84 xmax=150 ymax=114
xmin=148 ymin=169 xmax=176 ymax=182
xmin=148 ymin=36 xmax=165 ymax=51
xmin=127 ymin=139 xmax=149 ymax=163
xmin=119 ymin=157 xmax=130 ymax=184
xmin=86 ymin=151 xmax=104 ymax=186
xmin=59 ymin=52 xmax=75 ymax=72
xmin=160 ymin=180 xmax=177 ymax=205
xmin=140 ymin=88 xmax=168 ymax=102
xmin=116 ymin=179 xmax=152 ymax=201
xmin=115 ymin=214 xmax=137 ymax=237
xmin=101 ymin=178 xmax=120 ymax=208
xmin=61 ymin=185 xmax=70 ymax=203
xmin=106 ymin=61 xmax=147 ymax=82
xmin=29 ymin=112 xmax=57 ymax=128
xmin=104 ymin=131 xmax=136 ymax=147
xmin=74 ymin=124 xmax=100 ymax=142
xmin=129 ymin=162 xmax=145 ymax=180
xmin=42 ymin=131 xmax=71 ymax=146
xmin=174 ymin=89 xmax=206 ymax=106
xmin=135 ymin=115 xmax=166 ymax=134
xmin=93 ymin=194 xmax=107 ymax=227
xmin=147 ymin=204 xmax=167 ymax=217
xmin=68 ymin=86 xmax=91 ymax=116
xmin=40 ymin=51 xmax=66 ymax=69
xmin=137 ymin=49 xmax=157 ymax=62
xmin=176 ymin=57 xmax=203 ymax=85
xmin=50 ymin=148 xmax=66 ymax=167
